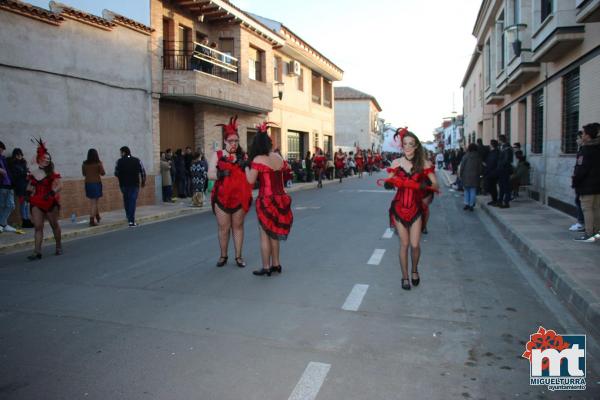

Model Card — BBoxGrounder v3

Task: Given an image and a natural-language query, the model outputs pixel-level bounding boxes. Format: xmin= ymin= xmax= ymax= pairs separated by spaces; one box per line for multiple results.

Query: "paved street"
xmin=1 ymin=172 xmax=599 ymax=400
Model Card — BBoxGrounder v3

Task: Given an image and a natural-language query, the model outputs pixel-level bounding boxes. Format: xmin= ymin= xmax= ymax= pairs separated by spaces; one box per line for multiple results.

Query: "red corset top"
xmin=252 ymin=162 xmax=285 ymax=197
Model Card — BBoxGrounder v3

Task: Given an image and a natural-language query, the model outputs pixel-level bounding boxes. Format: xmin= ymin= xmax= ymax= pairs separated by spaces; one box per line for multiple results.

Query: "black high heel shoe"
xmin=27 ymin=252 xmax=42 ymax=261
xmin=271 ymin=265 xmax=282 ymax=274
xmin=253 ymin=267 xmax=272 ymax=276
xmin=401 ymin=279 xmax=411 ymax=291
xmin=411 ymin=271 xmax=420 ymax=286
xmin=216 ymin=256 xmax=228 ymax=267
xmin=235 ymin=257 xmax=246 ymax=268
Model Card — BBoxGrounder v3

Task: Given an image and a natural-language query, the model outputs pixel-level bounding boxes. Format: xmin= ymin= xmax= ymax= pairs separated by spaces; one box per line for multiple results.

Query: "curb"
xmin=0 ymin=207 xmax=207 ymax=254
xmin=0 ymin=173 xmax=362 ymax=254
xmin=479 ymin=200 xmax=600 ymax=341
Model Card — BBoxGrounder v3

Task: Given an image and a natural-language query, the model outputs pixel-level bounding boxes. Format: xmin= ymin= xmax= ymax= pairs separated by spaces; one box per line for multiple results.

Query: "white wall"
xmin=0 ymin=11 xmax=153 ymax=177
xmin=334 ymin=99 xmax=370 ymax=149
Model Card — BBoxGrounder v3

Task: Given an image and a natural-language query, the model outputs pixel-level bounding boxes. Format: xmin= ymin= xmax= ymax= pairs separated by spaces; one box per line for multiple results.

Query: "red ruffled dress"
xmin=389 ymin=166 xmax=435 ymax=228
xmin=252 ymin=162 xmax=293 ymax=240
xmin=355 ymin=155 xmax=364 ymax=171
xmin=313 ymin=155 xmax=326 ymax=170
xmin=334 ymin=155 xmax=345 ymax=170
xmin=29 ymin=172 xmax=61 ymax=212
xmin=211 ymin=150 xmax=252 ymax=214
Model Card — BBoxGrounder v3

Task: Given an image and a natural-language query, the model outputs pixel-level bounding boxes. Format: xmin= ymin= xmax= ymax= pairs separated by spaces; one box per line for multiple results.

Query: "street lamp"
xmin=504 ymin=23 xmax=527 ymax=57
xmin=273 ymin=81 xmax=284 ymax=100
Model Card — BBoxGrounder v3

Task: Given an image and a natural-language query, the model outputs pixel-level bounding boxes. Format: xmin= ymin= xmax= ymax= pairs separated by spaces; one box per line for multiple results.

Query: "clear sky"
xmin=25 ymin=0 xmax=481 ymax=141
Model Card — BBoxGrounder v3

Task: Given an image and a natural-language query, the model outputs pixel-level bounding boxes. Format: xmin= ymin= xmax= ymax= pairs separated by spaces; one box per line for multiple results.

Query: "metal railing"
xmin=163 ymin=41 xmax=239 ymax=83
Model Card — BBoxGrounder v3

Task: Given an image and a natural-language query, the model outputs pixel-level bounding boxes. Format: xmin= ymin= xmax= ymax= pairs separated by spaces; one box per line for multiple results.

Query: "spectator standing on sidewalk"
xmin=160 ymin=152 xmax=173 ymax=202
xmin=184 ymin=147 xmax=194 ymax=197
xmin=572 ymin=122 xmax=600 ymax=242
xmin=114 ymin=146 xmax=146 ymax=227
xmin=510 ymin=150 xmax=530 ymax=199
xmin=435 ymin=152 xmax=444 ymax=169
xmin=497 ymin=135 xmax=514 ymax=208
xmin=8 ymin=148 xmax=33 ymax=228
xmin=304 ymin=151 xmax=313 ymax=183
xmin=173 ymin=149 xmax=186 ymax=199
xmin=0 ymin=141 xmax=17 ymax=233
xmin=459 ymin=143 xmax=482 ymax=211
xmin=484 ymin=139 xmax=500 ymax=206
xmin=190 ymin=152 xmax=208 ymax=207
xmin=569 ymin=131 xmax=586 ymax=233
xmin=82 ymin=148 xmax=106 ymax=226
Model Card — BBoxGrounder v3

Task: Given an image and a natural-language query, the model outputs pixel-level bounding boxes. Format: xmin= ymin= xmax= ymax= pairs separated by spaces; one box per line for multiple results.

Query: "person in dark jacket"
xmin=173 ymin=149 xmax=186 ymax=198
xmin=0 ymin=141 xmax=17 ymax=233
xmin=184 ymin=147 xmax=193 ymax=197
xmin=510 ymin=150 xmax=530 ymax=199
xmin=459 ymin=143 xmax=483 ymax=211
xmin=484 ymin=139 xmax=499 ymax=205
xmin=8 ymin=148 xmax=33 ymax=228
xmin=114 ymin=146 xmax=146 ymax=227
xmin=496 ymin=135 xmax=514 ymax=208
xmin=572 ymin=122 xmax=600 ymax=242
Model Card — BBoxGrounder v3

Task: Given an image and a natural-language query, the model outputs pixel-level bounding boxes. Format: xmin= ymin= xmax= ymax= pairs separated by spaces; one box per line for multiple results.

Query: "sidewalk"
xmin=0 ymin=176 xmax=353 ymax=254
xmin=439 ymin=169 xmax=600 ymax=340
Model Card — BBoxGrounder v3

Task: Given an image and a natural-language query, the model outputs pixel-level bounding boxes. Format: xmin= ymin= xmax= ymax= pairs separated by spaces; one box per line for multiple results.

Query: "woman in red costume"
xmin=380 ymin=128 xmax=438 ymax=290
xmin=354 ymin=148 xmax=365 ymax=178
xmin=208 ymin=116 xmax=252 ymax=268
xmin=312 ymin=148 xmax=327 ymax=188
xmin=374 ymin=151 xmax=383 ymax=170
xmin=334 ymin=148 xmax=346 ymax=183
xmin=366 ymin=149 xmax=375 ymax=176
xmin=26 ymin=138 xmax=62 ymax=260
xmin=246 ymin=122 xmax=293 ymax=276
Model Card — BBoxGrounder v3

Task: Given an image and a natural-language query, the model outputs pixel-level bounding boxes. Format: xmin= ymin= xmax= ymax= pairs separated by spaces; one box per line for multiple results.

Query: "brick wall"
xmin=8 ymin=176 xmax=156 ymax=224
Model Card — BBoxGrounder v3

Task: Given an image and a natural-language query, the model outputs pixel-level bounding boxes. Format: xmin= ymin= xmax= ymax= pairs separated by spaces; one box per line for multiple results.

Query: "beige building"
xmin=151 ymin=0 xmax=284 ymax=158
xmin=0 ymin=0 xmax=155 ymax=219
xmin=151 ymin=1 xmax=343 ymax=163
xmin=249 ymin=14 xmax=343 ymax=160
xmin=462 ymin=0 xmax=600 ymax=215
xmin=334 ymin=87 xmax=383 ymax=153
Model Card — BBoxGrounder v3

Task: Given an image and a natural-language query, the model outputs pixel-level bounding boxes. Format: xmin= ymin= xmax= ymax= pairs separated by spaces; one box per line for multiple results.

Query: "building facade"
xmin=334 ymin=87 xmax=383 ymax=153
xmin=249 ymin=14 xmax=343 ymax=160
xmin=0 ymin=0 xmax=155 ymax=219
xmin=462 ymin=0 xmax=600 ymax=214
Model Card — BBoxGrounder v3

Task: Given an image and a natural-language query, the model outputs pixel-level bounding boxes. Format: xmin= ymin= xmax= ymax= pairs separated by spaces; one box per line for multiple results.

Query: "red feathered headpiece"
xmin=256 ymin=121 xmax=278 ymax=135
xmin=31 ymin=137 xmax=50 ymax=162
xmin=216 ymin=116 xmax=239 ymax=140
xmin=394 ymin=127 xmax=408 ymax=143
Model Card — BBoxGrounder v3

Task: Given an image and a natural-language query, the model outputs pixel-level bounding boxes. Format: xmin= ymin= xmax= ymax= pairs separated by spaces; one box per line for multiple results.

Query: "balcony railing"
xmin=163 ymin=41 xmax=239 ymax=83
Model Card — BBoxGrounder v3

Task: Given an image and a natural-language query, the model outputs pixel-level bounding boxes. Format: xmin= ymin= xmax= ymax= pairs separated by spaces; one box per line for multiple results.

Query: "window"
xmin=274 ymin=56 xmax=282 ymax=82
xmin=312 ymin=71 xmax=322 ymax=104
xmin=531 ymin=90 xmax=544 ymax=153
xmin=248 ymin=46 xmax=263 ymax=81
xmin=323 ymin=135 xmax=332 ymax=155
xmin=287 ymin=131 xmax=300 ymax=160
xmin=505 ymin=107 xmax=511 ymax=144
xmin=323 ymin=79 xmax=332 ymax=108
xmin=298 ymin=68 xmax=304 ymax=91
xmin=496 ymin=11 xmax=505 ymax=73
xmin=219 ymin=38 xmax=234 ymax=58
xmin=314 ymin=133 xmax=319 ymax=150
xmin=485 ymin=39 xmax=491 ymax=88
xmin=497 ymin=113 xmax=502 ymax=138
xmin=562 ymin=68 xmax=580 ymax=154
xmin=178 ymin=25 xmax=192 ymax=69
xmin=541 ymin=0 xmax=553 ymax=22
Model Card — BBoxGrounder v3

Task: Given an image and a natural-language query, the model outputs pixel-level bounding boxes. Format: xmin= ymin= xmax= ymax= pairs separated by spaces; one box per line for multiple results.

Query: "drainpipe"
xmin=541 ymin=61 xmax=549 ymax=205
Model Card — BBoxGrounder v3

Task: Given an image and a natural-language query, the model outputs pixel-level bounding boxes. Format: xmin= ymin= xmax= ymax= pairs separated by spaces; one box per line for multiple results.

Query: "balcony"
xmin=161 ymin=41 xmax=273 ymax=113
xmin=163 ymin=41 xmax=239 ymax=83
xmin=531 ymin=9 xmax=584 ymax=63
xmin=484 ymin=90 xmax=504 ymax=105
xmin=576 ymin=0 xmax=600 ymax=22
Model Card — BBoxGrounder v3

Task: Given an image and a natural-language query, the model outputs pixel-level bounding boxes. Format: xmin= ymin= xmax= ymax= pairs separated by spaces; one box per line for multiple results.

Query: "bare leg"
xmin=46 ymin=207 xmax=62 ymax=253
xmin=270 ymin=237 xmax=280 ymax=267
xmin=215 ymin=206 xmax=232 ymax=258
xmin=409 ymin=217 xmax=423 ymax=278
xmin=259 ymin=227 xmax=271 ymax=269
xmin=231 ymin=209 xmax=246 ymax=260
xmin=394 ymin=219 xmax=410 ymax=280
xmin=30 ymin=207 xmax=45 ymax=254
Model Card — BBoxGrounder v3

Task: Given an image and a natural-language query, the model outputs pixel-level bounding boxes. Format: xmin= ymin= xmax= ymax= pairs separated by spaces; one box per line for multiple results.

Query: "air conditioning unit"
xmin=288 ymin=60 xmax=301 ymax=76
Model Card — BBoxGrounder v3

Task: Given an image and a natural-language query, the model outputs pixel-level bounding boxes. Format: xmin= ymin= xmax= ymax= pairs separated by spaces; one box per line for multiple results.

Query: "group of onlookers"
xmin=160 ymin=147 xmax=208 ymax=207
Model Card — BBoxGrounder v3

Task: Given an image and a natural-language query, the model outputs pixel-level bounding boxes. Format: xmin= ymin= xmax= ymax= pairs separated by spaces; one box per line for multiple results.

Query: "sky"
xmin=26 ymin=0 xmax=482 ymax=141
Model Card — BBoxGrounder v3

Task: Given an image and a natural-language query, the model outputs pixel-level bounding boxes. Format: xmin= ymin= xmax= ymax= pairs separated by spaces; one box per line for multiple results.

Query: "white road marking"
xmin=342 ymin=284 xmax=369 ymax=311
xmin=367 ymin=248 xmax=386 ymax=265
xmin=288 ymin=362 xmax=331 ymax=400
xmin=382 ymin=228 xmax=394 ymax=239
